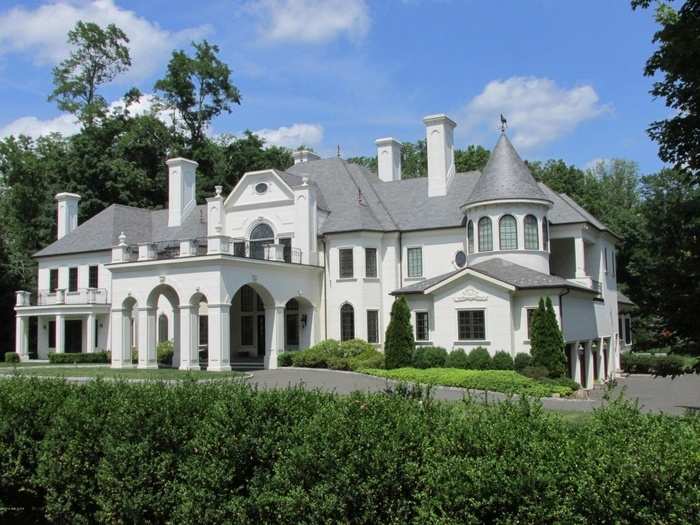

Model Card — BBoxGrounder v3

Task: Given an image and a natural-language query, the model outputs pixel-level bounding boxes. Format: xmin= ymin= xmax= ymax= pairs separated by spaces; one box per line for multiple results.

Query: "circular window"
xmin=455 ymin=250 xmax=467 ymax=268
xmin=255 ymin=182 xmax=268 ymax=194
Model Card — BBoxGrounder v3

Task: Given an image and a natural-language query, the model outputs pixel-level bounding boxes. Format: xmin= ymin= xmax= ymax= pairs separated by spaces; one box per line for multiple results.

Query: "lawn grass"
xmin=0 ymin=365 xmax=242 ymax=380
xmin=0 ymin=361 xmax=51 ymax=368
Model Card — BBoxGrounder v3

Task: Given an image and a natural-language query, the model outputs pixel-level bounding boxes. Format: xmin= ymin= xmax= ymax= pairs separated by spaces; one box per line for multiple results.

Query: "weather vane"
xmin=499 ymin=114 xmax=508 ymax=133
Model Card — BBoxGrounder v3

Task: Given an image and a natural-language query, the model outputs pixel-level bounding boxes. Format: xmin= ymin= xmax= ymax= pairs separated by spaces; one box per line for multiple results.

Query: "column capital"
xmin=177 ymin=304 xmax=196 ymax=311
xmin=136 ymin=306 xmax=156 ymax=313
xmin=207 ymin=303 xmax=231 ymax=310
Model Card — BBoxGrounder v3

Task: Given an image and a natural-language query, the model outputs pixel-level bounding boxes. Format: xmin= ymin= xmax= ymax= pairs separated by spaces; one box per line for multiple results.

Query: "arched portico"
xmin=179 ymin=291 xmax=207 ymax=370
xmin=284 ymin=296 xmax=315 ymax=351
xmin=139 ymin=284 xmax=181 ymax=369
xmin=111 ymin=296 xmax=137 ymax=368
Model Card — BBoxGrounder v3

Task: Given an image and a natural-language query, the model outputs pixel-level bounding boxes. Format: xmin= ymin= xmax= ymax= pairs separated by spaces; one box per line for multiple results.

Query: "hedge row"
xmin=0 ymin=378 xmax=699 ymax=523
xmin=278 ymin=339 xmax=384 ymax=370
xmin=621 ymin=352 xmax=699 ymax=377
xmin=47 ymin=351 xmax=110 ymax=364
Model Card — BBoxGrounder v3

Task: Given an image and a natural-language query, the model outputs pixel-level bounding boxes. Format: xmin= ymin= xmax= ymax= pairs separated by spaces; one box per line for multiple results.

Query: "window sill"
xmin=416 ymin=340 xmax=433 ymax=345
xmin=363 ymin=277 xmax=380 ymax=282
xmin=523 ymin=340 xmax=531 ymax=345
xmin=336 ymin=277 xmax=357 ymax=282
xmin=454 ymin=340 xmax=490 ymax=346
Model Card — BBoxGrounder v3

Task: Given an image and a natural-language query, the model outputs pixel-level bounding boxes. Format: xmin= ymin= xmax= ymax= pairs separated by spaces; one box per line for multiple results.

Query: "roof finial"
xmin=337 ymin=144 xmax=341 ymax=158
xmin=499 ymin=114 xmax=508 ymax=134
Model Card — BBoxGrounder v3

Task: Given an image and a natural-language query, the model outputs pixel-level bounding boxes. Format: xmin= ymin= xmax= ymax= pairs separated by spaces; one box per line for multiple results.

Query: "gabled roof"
xmin=463 ymin=134 xmax=551 ymax=207
xmin=392 ymin=258 xmax=597 ymax=295
xmin=617 ymin=291 xmax=635 ymax=306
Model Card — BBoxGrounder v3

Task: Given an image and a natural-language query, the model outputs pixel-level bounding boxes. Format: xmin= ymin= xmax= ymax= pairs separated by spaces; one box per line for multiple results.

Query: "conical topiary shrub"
xmin=530 ymin=297 xmax=567 ymax=378
xmin=384 ymin=296 xmax=415 ymax=369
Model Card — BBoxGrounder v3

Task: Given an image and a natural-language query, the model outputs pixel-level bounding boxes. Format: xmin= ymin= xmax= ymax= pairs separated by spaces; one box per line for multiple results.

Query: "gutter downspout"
xmin=322 ymin=237 xmax=328 ymax=341
xmin=398 ymin=232 xmax=403 ymax=286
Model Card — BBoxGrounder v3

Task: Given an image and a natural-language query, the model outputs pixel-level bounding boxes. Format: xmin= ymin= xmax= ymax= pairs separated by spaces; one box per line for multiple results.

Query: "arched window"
xmin=467 ymin=220 xmax=474 ymax=254
xmin=524 ymin=215 xmax=539 ymax=250
xmin=499 ymin=215 xmax=517 ymax=250
xmin=340 ymin=303 xmax=355 ymax=341
xmin=478 ymin=217 xmax=492 ymax=252
xmin=158 ymin=313 xmax=168 ymax=343
xmin=250 ymin=223 xmax=274 ymax=259
xmin=542 ymin=219 xmax=549 ymax=251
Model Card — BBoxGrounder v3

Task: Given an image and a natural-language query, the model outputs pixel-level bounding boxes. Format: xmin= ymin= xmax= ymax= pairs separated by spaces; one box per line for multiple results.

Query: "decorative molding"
xmin=453 ymin=286 xmax=488 ymax=302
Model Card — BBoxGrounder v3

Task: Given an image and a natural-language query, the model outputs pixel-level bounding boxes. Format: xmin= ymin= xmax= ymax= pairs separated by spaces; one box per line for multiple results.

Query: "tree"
xmin=49 ymin=21 xmax=131 ymax=124
xmin=384 ymin=296 xmax=414 ymax=369
xmin=455 ymin=144 xmax=490 ymax=172
xmin=632 ymin=0 xmax=700 ymax=176
xmin=530 ymin=297 xmax=567 ymax=378
xmin=154 ymin=40 xmax=241 ymax=147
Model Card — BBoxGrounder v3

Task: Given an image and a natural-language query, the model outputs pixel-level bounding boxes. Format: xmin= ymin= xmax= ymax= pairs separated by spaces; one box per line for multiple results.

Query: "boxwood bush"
xmin=413 ymin=346 xmax=447 ymax=369
xmin=514 ymin=352 xmax=532 ymax=372
xmin=466 ymin=347 xmax=492 ymax=370
xmin=48 ymin=351 xmax=110 ymax=364
xmin=288 ymin=339 xmax=384 ymax=371
xmin=4 ymin=352 xmax=20 ymax=363
xmin=1 ymin=377 xmax=698 ymax=524
xmin=156 ymin=340 xmax=174 ymax=365
xmin=445 ymin=348 xmax=469 ymax=369
xmin=492 ymin=351 xmax=514 ymax=370
xmin=621 ymin=352 xmax=697 ymax=377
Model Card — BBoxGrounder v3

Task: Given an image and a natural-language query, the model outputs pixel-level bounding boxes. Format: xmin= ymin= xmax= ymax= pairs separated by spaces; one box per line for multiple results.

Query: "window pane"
xmin=286 ymin=314 xmax=299 ymax=346
xmin=241 ymin=285 xmax=254 ymax=312
xmin=280 ymin=237 xmax=292 ymax=263
xmin=365 ymin=248 xmax=377 ymax=278
xmin=543 ymin=219 xmax=549 ymax=250
xmin=341 ymin=304 xmax=354 ymax=341
xmin=499 ymin=215 xmax=517 ymax=250
xmin=524 ymin=215 xmax=539 ymax=250
xmin=458 ymin=310 xmax=486 ymax=340
xmin=478 ymin=218 xmax=492 ymax=252
xmin=527 ymin=309 xmax=535 ymax=339
xmin=415 ymin=311 xmax=429 ymax=341
xmin=199 ymin=315 xmax=209 ymax=346
xmin=50 ymin=269 xmax=58 ymax=292
xmin=467 ymin=220 xmax=474 ymax=254
xmin=241 ymin=316 xmax=253 ymax=346
xmin=89 ymin=266 xmax=99 ymax=288
xmin=407 ymin=247 xmax=423 ymax=277
xmin=339 ymin=249 xmax=354 ymax=278
xmin=68 ymin=267 xmax=78 ymax=292
xmin=367 ymin=310 xmax=379 ymax=343
xmin=48 ymin=321 xmax=56 ymax=348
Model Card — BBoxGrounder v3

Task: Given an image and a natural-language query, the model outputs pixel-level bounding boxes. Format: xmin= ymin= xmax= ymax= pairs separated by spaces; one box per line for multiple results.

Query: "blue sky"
xmin=0 ymin=0 xmax=669 ymax=173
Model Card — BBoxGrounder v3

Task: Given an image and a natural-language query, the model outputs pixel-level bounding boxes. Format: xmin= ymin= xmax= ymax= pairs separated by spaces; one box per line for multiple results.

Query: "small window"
xmin=199 ymin=315 xmax=208 ymax=346
xmin=255 ymin=182 xmax=268 ymax=194
xmin=458 ymin=310 xmax=485 ymax=340
xmin=478 ymin=217 xmax=493 ymax=252
xmin=604 ymin=248 xmax=609 ymax=274
xmin=543 ymin=219 xmax=549 ymax=251
xmin=88 ymin=265 xmax=99 ymax=288
xmin=339 ymin=248 xmax=354 ymax=278
xmin=341 ymin=303 xmax=355 ymax=341
xmin=526 ymin=308 xmax=536 ymax=339
xmin=524 ymin=215 xmax=539 ymax=250
xmin=415 ymin=311 xmax=429 ymax=341
xmin=367 ymin=310 xmax=379 ymax=343
xmin=49 ymin=269 xmax=59 ymax=292
xmin=241 ymin=316 xmax=253 ymax=346
xmin=365 ymin=248 xmax=377 ymax=278
xmin=455 ymin=250 xmax=467 ymax=268
xmin=499 ymin=215 xmax=518 ymax=250
xmin=467 ymin=220 xmax=474 ymax=254
xmin=68 ymin=267 xmax=78 ymax=292
xmin=48 ymin=321 xmax=56 ymax=348
xmin=407 ymin=247 xmax=423 ymax=278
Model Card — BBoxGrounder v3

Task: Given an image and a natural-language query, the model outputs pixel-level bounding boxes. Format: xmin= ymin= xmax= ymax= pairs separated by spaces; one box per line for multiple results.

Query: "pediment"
xmin=224 ymin=170 xmax=295 ymax=210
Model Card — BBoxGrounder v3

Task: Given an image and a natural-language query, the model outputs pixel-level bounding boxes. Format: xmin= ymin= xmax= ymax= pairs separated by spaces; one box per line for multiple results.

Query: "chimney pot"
xmin=292 ymin=150 xmax=321 ymax=164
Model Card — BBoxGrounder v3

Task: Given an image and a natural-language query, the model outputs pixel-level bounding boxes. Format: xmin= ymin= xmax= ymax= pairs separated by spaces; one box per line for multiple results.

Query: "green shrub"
xmin=540 ymin=377 xmax=581 ymax=392
xmin=348 ymin=348 xmax=384 ymax=370
xmin=278 ymin=352 xmax=294 ymax=367
xmin=48 ymin=352 xmax=110 ymax=364
xmin=339 ymin=338 xmax=374 ymax=357
xmin=4 ymin=352 xmax=20 ymax=363
xmin=621 ymin=352 xmax=695 ymax=377
xmin=492 ymin=351 xmax=514 ymax=370
xmin=466 ymin=347 xmax=492 ymax=370
xmin=445 ymin=348 xmax=469 ymax=369
xmin=530 ymin=297 xmax=567 ymax=378
xmin=521 ymin=366 xmax=550 ymax=380
xmin=413 ymin=346 xmax=447 ymax=369
xmin=514 ymin=352 xmax=532 ymax=372
xmin=156 ymin=340 xmax=174 ymax=365
xmin=310 ymin=339 xmax=342 ymax=357
xmin=131 ymin=348 xmax=138 ymax=363
xmin=384 ymin=297 xmax=414 ymax=369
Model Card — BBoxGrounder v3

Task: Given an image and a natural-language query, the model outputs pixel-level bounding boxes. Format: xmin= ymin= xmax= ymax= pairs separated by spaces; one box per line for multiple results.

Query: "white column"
xmin=55 ymin=314 xmax=65 ymax=354
xmin=207 ymin=304 xmax=231 ymax=372
xmin=265 ymin=305 xmax=285 ymax=370
xmin=86 ymin=313 xmax=96 ymax=353
xmin=583 ymin=340 xmax=594 ymax=389
xmin=179 ymin=305 xmax=200 ymax=370
xmin=110 ymin=309 xmax=130 ymax=368
xmin=137 ymin=307 xmax=158 ymax=369
xmin=15 ymin=316 xmax=29 ymax=360
xmin=574 ymin=236 xmax=587 ymax=278
xmin=569 ymin=341 xmax=580 ymax=384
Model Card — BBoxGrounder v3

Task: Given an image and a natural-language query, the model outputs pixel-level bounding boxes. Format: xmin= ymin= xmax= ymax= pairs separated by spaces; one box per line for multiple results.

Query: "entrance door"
xmin=65 ymin=320 xmax=83 ymax=353
xmin=257 ymin=315 xmax=266 ymax=356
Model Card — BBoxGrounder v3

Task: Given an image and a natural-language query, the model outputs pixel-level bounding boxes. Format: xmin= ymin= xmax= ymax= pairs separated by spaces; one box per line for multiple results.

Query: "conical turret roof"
xmin=463 ymin=133 xmax=551 ymax=207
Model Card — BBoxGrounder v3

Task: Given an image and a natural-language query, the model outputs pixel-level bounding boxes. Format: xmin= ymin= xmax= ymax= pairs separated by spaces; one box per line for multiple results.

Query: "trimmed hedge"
xmin=283 ymin=339 xmax=384 ymax=371
xmin=48 ymin=352 xmax=110 ymax=364
xmin=1 ymin=378 xmax=698 ymax=523
xmin=413 ymin=346 xmax=447 ymax=369
xmin=156 ymin=340 xmax=174 ymax=365
xmin=361 ymin=368 xmax=574 ymax=397
xmin=4 ymin=352 xmax=20 ymax=363
xmin=621 ymin=352 xmax=698 ymax=377
xmin=466 ymin=347 xmax=492 ymax=370
xmin=514 ymin=352 xmax=532 ymax=372
xmin=492 ymin=351 xmax=514 ymax=370
xmin=445 ymin=348 xmax=470 ymax=369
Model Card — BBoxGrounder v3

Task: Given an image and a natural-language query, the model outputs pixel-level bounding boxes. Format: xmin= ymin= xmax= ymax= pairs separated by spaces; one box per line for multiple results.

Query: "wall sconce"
xmin=301 ymin=314 xmax=308 ymax=328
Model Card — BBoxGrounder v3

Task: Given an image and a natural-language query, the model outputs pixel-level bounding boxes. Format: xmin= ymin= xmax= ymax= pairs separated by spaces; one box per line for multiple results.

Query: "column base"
xmin=179 ymin=363 xmax=201 ymax=371
xmin=207 ymin=364 xmax=232 ymax=372
xmin=137 ymin=362 xmax=159 ymax=370
xmin=111 ymin=362 xmax=135 ymax=369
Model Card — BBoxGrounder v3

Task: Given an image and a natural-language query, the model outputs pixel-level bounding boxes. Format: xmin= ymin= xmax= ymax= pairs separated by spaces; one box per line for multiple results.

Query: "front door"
xmin=257 ymin=315 xmax=266 ymax=356
xmin=65 ymin=320 xmax=83 ymax=353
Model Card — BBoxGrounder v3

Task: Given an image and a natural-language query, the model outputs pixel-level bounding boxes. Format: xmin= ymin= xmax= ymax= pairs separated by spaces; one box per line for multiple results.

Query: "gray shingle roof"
xmin=392 ymin=258 xmax=596 ymax=295
xmin=463 ymin=134 xmax=551 ymax=207
xmin=617 ymin=291 xmax=635 ymax=305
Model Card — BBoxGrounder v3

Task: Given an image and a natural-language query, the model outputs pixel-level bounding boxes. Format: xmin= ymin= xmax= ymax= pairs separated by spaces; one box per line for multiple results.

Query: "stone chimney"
xmin=166 ymin=157 xmax=198 ymax=227
xmin=292 ymin=150 xmax=321 ymax=164
xmin=423 ymin=114 xmax=457 ymax=197
xmin=375 ymin=138 xmax=402 ymax=182
xmin=55 ymin=192 xmax=80 ymax=240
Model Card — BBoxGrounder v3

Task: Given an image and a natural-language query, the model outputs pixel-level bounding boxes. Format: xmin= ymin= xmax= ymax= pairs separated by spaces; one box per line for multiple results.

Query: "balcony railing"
xmin=220 ymin=237 xmax=303 ymax=264
xmin=36 ymin=288 xmax=109 ymax=305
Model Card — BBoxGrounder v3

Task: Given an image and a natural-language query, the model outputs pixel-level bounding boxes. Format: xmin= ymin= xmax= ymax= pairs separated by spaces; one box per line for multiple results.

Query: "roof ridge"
xmin=345 ymin=161 xmax=400 ymax=229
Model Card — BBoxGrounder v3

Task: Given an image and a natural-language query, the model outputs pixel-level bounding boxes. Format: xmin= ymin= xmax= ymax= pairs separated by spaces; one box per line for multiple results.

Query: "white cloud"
xmin=247 ymin=0 xmax=370 ymax=43
xmin=253 ymin=123 xmax=323 ymax=148
xmin=583 ymin=157 xmax=610 ymax=171
xmin=461 ymin=76 xmax=609 ymax=150
xmin=0 ymin=0 xmax=209 ymax=80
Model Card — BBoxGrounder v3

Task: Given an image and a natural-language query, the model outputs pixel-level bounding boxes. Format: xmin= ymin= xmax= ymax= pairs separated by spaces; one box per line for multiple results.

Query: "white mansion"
xmin=14 ymin=114 xmax=634 ymax=388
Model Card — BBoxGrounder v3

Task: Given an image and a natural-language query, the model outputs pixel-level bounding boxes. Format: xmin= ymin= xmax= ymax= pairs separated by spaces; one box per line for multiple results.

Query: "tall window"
xmin=457 ymin=310 xmax=485 ymax=340
xmin=339 ymin=248 xmax=354 ymax=278
xmin=499 ymin=215 xmax=517 ymax=250
xmin=240 ymin=285 xmax=254 ymax=312
xmin=407 ymin=247 xmax=423 ymax=277
xmin=478 ymin=217 xmax=493 ymax=252
xmin=367 ymin=310 xmax=379 ymax=343
xmin=48 ymin=321 xmax=56 ymax=348
xmin=89 ymin=265 xmax=99 ymax=288
xmin=524 ymin=215 xmax=539 ymax=250
xmin=199 ymin=315 xmax=209 ymax=346
xmin=158 ymin=314 xmax=168 ymax=343
xmin=68 ymin=267 xmax=78 ymax=292
xmin=467 ymin=220 xmax=474 ymax=254
xmin=340 ymin=303 xmax=355 ymax=341
xmin=286 ymin=299 xmax=299 ymax=346
xmin=49 ymin=269 xmax=59 ymax=292
xmin=241 ymin=316 xmax=253 ymax=346
xmin=604 ymin=248 xmax=609 ymax=274
xmin=250 ymin=223 xmax=274 ymax=260
xmin=365 ymin=248 xmax=377 ymax=278
xmin=543 ymin=219 xmax=549 ymax=251
xmin=415 ymin=311 xmax=429 ymax=341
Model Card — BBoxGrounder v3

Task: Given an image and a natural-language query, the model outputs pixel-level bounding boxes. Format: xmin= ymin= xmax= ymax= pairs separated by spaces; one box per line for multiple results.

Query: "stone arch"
xmin=179 ymin=290 xmax=208 ymax=370
xmin=230 ymin=282 xmax=276 ymax=361
xmin=284 ymin=295 xmax=315 ymax=350
xmin=140 ymin=283 xmax=181 ymax=368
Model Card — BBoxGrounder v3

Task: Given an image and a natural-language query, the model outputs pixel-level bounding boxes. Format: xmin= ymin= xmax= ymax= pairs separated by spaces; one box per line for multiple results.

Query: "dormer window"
xmin=255 ymin=182 xmax=268 ymax=194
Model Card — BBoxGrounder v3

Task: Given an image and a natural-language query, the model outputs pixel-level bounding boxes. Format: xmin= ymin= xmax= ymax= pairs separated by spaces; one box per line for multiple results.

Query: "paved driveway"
xmin=246 ymin=368 xmax=700 ymax=415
